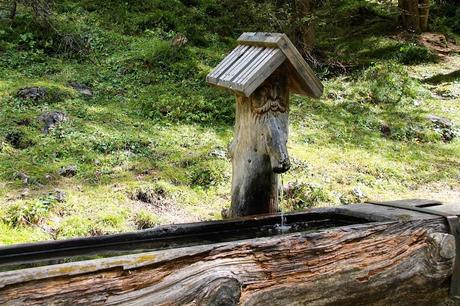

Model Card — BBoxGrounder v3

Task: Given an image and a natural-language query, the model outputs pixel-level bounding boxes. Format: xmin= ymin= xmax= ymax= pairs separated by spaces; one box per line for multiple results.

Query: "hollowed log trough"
xmin=0 ymin=199 xmax=459 ymax=305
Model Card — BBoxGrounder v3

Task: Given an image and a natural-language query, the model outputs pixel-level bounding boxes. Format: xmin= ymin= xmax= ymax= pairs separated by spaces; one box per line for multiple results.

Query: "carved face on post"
xmin=250 ymin=73 xmax=290 ymax=174
xmin=229 ymin=69 xmax=291 ymax=217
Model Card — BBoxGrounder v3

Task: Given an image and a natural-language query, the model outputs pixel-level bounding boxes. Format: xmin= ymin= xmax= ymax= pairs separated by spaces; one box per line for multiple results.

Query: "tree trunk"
xmin=293 ymin=0 xmax=315 ymax=53
xmin=0 ymin=203 xmax=458 ymax=305
xmin=399 ymin=0 xmax=430 ymax=32
xmin=419 ymin=0 xmax=430 ymax=32
xmin=9 ymin=0 xmax=17 ymax=22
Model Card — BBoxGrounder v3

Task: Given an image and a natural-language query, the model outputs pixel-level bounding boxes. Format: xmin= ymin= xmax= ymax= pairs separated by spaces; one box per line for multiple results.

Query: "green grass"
xmin=0 ymin=0 xmax=459 ymax=244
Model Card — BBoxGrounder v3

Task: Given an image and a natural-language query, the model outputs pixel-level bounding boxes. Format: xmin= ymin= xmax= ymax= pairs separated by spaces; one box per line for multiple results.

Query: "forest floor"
xmin=0 ymin=1 xmax=459 ymax=244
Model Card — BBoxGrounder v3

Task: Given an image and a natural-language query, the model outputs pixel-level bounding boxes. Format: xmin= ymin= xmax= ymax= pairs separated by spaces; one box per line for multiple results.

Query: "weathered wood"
xmin=242 ymin=49 xmax=286 ymax=97
xmin=206 ymin=34 xmax=323 ymax=218
xmin=237 ymin=32 xmax=323 ymax=98
xmin=0 ymin=216 xmax=457 ymax=305
xmin=207 ymin=32 xmax=323 ymax=98
xmin=207 ymin=44 xmax=286 ymax=96
xmin=236 ymin=32 xmax=284 ymax=47
xmin=229 ymin=66 xmax=290 ymax=217
xmin=276 ymin=33 xmax=323 ymax=97
xmin=0 ymin=207 xmax=372 ymax=269
xmin=207 ymin=45 xmax=250 ymax=84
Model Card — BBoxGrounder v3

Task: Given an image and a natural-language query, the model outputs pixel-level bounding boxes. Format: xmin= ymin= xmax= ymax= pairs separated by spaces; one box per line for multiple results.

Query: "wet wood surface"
xmin=0 ymin=208 xmax=457 ymax=305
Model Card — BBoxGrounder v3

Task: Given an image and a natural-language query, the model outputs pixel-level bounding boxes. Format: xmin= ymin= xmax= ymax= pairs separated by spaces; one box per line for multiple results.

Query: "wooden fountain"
xmin=207 ymin=32 xmax=322 ymax=217
xmin=0 ymin=33 xmax=458 ymax=305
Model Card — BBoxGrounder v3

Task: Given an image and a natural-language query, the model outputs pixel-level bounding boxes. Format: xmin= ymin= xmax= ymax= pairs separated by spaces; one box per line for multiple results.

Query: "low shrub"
xmin=133 ymin=210 xmax=162 ymax=230
xmin=283 ymin=182 xmax=332 ymax=210
xmin=188 ymin=160 xmax=226 ymax=188
xmin=396 ymin=43 xmax=437 ymax=65
xmin=2 ymin=196 xmax=56 ymax=227
xmin=362 ymin=62 xmax=421 ymax=105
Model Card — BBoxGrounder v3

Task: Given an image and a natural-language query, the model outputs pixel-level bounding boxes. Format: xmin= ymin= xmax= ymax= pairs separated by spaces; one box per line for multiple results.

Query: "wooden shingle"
xmin=206 ymin=32 xmax=323 ymax=98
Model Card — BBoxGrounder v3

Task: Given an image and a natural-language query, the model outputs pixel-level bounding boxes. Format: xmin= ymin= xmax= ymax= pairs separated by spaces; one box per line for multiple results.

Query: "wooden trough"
xmin=0 ymin=199 xmax=459 ymax=305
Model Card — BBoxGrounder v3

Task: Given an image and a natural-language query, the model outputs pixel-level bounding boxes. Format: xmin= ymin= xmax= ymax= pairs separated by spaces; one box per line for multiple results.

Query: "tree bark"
xmin=399 ymin=0 xmax=430 ymax=32
xmin=419 ymin=0 xmax=430 ymax=32
xmin=9 ymin=0 xmax=17 ymax=22
xmin=0 ymin=203 xmax=458 ymax=305
xmin=292 ymin=0 xmax=315 ymax=54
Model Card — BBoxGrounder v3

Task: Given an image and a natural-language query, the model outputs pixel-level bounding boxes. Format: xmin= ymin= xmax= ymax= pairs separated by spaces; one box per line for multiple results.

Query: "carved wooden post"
xmin=230 ymin=68 xmax=290 ymax=216
xmin=207 ymin=32 xmax=323 ymax=217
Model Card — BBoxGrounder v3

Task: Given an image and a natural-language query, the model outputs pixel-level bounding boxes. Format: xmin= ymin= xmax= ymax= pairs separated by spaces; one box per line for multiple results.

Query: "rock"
xmin=15 ymin=172 xmax=29 ymax=185
xmin=352 ymin=187 xmax=365 ymax=199
xmin=427 ymin=114 xmax=453 ymax=129
xmin=171 ymin=34 xmax=188 ymax=47
xmin=380 ymin=123 xmax=391 ymax=137
xmin=130 ymin=187 xmax=170 ymax=209
xmin=53 ymin=190 xmax=66 ymax=203
xmin=221 ymin=208 xmax=229 ymax=219
xmin=38 ymin=111 xmax=68 ymax=134
xmin=17 ymin=87 xmax=47 ymax=101
xmin=59 ymin=165 xmax=77 ymax=177
xmin=68 ymin=82 xmax=93 ymax=96
xmin=20 ymin=188 xmax=30 ymax=198
xmin=210 ymin=148 xmax=227 ymax=159
xmin=427 ymin=114 xmax=457 ymax=142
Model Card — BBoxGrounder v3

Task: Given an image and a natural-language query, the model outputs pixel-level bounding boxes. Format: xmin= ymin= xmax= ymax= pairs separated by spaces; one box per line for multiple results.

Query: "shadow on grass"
xmin=423 ymin=70 xmax=460 ymax=84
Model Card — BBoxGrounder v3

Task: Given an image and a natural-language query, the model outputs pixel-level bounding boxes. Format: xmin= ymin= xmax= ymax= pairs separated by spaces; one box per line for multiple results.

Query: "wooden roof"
xmin=206 ymin=32 xmax=323 ymax=98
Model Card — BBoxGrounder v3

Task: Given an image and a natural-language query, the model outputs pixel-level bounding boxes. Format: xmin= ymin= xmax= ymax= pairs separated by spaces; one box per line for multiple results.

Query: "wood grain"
xmin=207 ymin=32 xmax=323 ymax=98
xmin=0 ymin=218 xmax=457 ymax=305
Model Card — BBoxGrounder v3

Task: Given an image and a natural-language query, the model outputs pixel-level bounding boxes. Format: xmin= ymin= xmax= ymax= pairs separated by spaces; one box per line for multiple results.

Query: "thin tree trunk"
xmin=9 ymin=0 xmax=17 ymax=21
xmin=294 ymin=0 xmax=315 ymax=52
xmin=419 ymin=0 xmax=430 ymax=32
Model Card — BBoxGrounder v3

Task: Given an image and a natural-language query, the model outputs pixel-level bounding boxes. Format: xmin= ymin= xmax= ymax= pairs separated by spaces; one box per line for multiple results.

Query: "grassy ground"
xmin=0 ymin=1 xmax=459 ymax=244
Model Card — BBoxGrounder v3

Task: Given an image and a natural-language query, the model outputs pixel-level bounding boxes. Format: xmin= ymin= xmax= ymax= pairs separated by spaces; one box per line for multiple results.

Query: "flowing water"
xmin=277 ymin=173 xmax=290 ymax=233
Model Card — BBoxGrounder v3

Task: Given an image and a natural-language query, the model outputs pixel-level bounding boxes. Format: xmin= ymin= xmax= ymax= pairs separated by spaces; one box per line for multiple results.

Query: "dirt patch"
xmin=418 ymin=33 xmax=460 ymax=57
xmin=129 ymin=187 xmax=198 ymax=224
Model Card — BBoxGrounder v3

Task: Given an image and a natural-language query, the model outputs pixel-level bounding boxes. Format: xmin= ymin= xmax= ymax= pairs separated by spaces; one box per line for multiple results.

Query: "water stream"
xmin=277 ymin=173 xmax=290 ymax=233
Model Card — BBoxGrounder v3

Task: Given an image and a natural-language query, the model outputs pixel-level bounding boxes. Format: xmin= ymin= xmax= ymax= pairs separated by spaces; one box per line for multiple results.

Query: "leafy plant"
xmin=133 ymin=210 xmax=162 ymax=230
xmin=397 ymin=43 xmax=437 ymax=65
xmin=283 ymin=182 xmax=332 ymax=210
xmin=2 ymin=196 xmax=57 ymax=227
